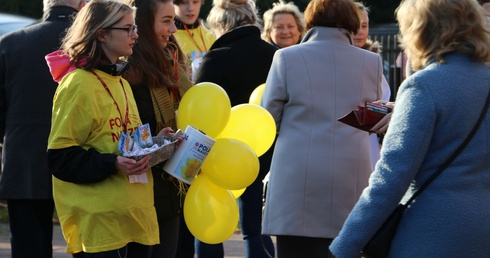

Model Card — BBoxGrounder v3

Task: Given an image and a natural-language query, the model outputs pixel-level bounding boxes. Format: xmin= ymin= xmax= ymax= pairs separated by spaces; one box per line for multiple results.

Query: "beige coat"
xmin=261 ymin=27 xmax=382 ymax=238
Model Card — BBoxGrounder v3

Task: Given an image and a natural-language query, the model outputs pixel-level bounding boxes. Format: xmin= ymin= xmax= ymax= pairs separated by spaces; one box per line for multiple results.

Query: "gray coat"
xmin=261 ymin=27 xmax=382 ymax=238
xmin=0 ymin=6 xmax=78 ymax=199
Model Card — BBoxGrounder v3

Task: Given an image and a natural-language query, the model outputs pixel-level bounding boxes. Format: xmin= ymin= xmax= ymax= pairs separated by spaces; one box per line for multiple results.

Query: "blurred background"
xmin=0 ymin=0 xmax=405 ymax=96
xmin=0 ymin=0 xmax=402 ymax=24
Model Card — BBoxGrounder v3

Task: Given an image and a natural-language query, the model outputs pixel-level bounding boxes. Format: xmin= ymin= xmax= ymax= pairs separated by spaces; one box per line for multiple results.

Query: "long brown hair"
xmin=124 ymin=0 xmax=187 ymax=88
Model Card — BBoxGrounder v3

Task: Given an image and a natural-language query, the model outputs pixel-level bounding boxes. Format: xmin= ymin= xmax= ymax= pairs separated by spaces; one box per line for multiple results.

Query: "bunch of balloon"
xmin=179 ymin=82 xmax=277 ymax=244
xmin=188 ymin=104 xmax=276 ymax=244
xmin=177 ymin=81 xmax=238 ymax=244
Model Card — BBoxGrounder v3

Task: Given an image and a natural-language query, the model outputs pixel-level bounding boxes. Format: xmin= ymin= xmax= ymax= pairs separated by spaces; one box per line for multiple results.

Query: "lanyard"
xmin=168 ymin=48 xmax=181 ymax=102
xmin=91 ymin=71 xmax=130 ymax=133
xmin=183 ymin=23 xmax=208 ymax=53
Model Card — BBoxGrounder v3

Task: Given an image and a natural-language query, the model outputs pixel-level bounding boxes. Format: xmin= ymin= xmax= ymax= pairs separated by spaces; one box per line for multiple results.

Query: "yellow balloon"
xmin=177 ymin=82 xmax=231 ymax=138
xmin=249 ymin=83 xmax=265 ymax=105
xmin=217 ymin=104 xmax=276 ymax=157
xmin=184 ymin=175 xmax=239 ymax=244
xmin=230 ymin=188 xmax=246 ymax=198
xmin=201 ymin=138 xmax=259 ymax=190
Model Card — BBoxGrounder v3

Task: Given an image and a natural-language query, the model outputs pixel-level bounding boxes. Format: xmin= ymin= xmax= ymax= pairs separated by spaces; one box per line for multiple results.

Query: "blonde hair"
xmin=61 ymin=0 xmax=135 ymax=71
xmin=397 ymin=0 xmax=490 ymax=71
xmin=354 ymin=1 xmax=382 ymax=53
xmin=206 ymin=0 xmax=260 ymax=36
xmin=354 ymin=1 xmax=370 ymax=13
xmin=261 ymin=0 xmax=306 ymax=43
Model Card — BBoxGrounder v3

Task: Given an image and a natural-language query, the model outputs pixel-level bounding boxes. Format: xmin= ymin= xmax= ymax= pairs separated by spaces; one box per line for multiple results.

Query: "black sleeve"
xmin=194 ymin=49 xmax=226 ymax=85
xmin=47 ymin=146 xmax=118 ymax=184
xmin=0 ymin=42 xmax=7 ymax=142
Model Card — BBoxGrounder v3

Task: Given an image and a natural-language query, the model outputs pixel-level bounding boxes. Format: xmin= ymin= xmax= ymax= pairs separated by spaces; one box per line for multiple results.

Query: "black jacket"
xmin=0 ymin=6 xmax=80 ymax=198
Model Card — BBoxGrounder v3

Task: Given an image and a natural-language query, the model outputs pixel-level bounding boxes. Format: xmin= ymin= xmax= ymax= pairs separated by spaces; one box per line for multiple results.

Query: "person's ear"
xmin=97 ymin=29 xmax=108 ymax=43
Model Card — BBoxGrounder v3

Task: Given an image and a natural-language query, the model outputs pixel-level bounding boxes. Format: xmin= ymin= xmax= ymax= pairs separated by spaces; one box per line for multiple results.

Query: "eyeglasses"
xmin=104 ymin=25 xmax=138 ymax=37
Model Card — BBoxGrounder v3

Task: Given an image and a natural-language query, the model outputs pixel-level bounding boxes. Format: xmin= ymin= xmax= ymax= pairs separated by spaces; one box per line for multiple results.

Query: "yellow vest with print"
xmin=48 ymin=68 xmax=159 ymax=253
xmin=174 ymin=24 xmax=216 ymax=62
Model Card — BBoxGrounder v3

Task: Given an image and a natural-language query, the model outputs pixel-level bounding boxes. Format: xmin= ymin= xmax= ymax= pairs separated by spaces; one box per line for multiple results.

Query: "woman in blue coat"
xmin=330 ymin=0 xmax=490 ymax=257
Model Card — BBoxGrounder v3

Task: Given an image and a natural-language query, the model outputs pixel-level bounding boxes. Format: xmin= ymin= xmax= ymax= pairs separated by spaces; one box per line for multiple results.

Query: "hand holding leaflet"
xmin=337 ymin=101 xmax=392 ymax=132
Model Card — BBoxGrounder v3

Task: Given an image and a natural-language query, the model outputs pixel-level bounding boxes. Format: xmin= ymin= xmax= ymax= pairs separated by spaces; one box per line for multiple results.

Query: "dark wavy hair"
xmin=124 ymin=0 xmax=187 ymax=89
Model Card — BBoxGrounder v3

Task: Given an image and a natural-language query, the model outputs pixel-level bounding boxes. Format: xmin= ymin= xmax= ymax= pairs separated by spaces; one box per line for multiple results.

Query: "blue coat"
xmin=330 ymin=53 xmax=490 ymax=257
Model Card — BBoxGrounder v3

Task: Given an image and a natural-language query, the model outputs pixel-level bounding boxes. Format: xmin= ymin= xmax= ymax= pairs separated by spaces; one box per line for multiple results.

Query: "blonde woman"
xmin=261 ymin=0 xmax=306 ymax=48
xmin=331 ymin=0 xmax=490 ymax=257
xmin=352 ymin=2 xmax=380 ymax=52
xmin=45 ymin=0 xmax=159 ymax=256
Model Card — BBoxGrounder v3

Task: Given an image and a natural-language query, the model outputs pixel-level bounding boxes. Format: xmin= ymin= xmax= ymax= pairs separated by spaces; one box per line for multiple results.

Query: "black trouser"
xmin=7 ymin=199 xmax=55 ymax=258
xmin=175 ymin=213 xmax=195 ymax=258
xmin=276 ymin=235 xmax=334 ymax=258
xmin=73 ymin=242 xmax=151 ymax=258
xmin=150 ymin=215 xmax=179 ymax=258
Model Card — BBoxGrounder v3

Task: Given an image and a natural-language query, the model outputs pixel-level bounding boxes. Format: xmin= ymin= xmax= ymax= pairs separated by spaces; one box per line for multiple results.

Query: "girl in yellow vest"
xmin=173 ymin=0 xmax=216 ymax=81
xmin=45 ymin=0 xmax=159 ymax=256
